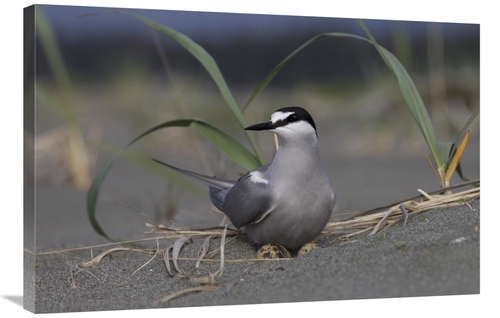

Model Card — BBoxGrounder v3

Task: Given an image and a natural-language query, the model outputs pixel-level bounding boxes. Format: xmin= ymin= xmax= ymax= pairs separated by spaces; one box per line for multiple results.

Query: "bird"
xmin=153 ymin=107 xmax=335 ymax=251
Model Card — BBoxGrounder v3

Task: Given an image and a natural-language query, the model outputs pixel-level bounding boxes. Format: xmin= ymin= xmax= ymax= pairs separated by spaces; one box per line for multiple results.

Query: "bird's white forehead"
xmin=270 ymin=111 xmax=294 ymax=123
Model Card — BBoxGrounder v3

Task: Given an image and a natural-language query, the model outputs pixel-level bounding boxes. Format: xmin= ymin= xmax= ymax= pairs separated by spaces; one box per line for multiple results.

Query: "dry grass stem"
xmin=154 ymin=286 xmax=219 ymax=303
xmin=163 ymin=247 xmax=175 ymax=276
xmin=145 ymin=223 xmax=240 ymax=238
xmin=167 ymin=257 xmax=290 ymax=263
xmin=34 ymin=184 xmax=479 ymax=262
xmin=31 ymin=236 xmax=172 ymax=256
xmin=417 ymin=189 xmax=434 ymax=200
xmin=339 ymin=227 xmax=373 ymax=240
xmin=132 ymin=239 xmax=160 ymax=276
xmin=425 ymin=154 xmax=441 ymax=183
xmin=172 ymin=237 xmax=192 ymax=274
xmin=355 ymin=179 xmax=479 ymax=218
xmin=216 ymin=225 xmax=227 ymax=278
xmin=324 ymin=185 xmax=479 ymax=238
xmin=81 ymin=247 xmax=154 ymax=267
xmin=187 ymin=225 xmax=230 ymax=285
xmin=370 ymin=206 xmax=398 ymax=235
xmin=195 ymin=235 xmax=214 ymax=269
xmin=204 ymin=234 xmax=240 ymax=259
xmin=162 ymin=237 xmax=193 ymax=277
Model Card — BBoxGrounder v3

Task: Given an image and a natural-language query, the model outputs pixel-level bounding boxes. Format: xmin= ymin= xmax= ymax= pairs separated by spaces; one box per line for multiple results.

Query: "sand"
xmin=25 ymin=198 xmax=479 ymax=313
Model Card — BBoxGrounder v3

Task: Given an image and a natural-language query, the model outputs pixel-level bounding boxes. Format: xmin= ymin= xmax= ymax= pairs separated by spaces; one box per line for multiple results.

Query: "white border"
xmin=2 ymin=1 xmax=495 ymax=317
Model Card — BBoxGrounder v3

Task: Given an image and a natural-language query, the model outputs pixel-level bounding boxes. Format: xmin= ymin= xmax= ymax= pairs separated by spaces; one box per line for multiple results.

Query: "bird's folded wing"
xmin=209 ymin=186 xmax=231 ymax=211
xmin=221 ymin=170 xmax=274 ymax=229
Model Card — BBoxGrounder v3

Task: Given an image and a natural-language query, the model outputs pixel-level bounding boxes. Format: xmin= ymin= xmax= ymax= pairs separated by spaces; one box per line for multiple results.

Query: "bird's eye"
xmin=288 ymin=114 xmax=299 ymax=122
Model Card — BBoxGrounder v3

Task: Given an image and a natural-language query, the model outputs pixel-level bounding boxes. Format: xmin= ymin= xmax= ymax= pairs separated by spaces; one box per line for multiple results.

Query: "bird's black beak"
xmin=244 ymin=121 xmax=277 ymax=131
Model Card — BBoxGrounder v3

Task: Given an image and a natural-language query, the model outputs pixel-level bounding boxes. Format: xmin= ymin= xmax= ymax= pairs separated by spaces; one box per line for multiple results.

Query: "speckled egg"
xmin=297 ymin=242 xmax=320 ymax=256
xmin=255 ymin=243 xmax=292 ymax=259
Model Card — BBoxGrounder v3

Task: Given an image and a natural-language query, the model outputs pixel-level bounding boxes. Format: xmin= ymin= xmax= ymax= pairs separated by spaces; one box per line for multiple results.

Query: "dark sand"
xmin=25 ymin=195 xmax=480 ymax=313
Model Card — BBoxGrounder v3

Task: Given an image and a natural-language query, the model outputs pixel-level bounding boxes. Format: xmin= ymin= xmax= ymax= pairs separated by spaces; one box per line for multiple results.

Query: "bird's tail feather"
xmin=152 ymin=158 xmax=236 ymax=190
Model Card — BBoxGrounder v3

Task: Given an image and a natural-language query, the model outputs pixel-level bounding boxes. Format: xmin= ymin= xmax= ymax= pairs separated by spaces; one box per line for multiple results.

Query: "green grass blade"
xmin=87 ymin=119 xmax=259 ymax=240
xmin=245 ymin=23 xmax=447 ymax=170
xmin=381 ymin=46 xmax=441 ymax=166
xmin=357 ymin=20 xmax=395 ymax=74
xmin=249 ymin=27 xmax=440 ymax=167
xmin=455 ymin=162 xmax=470 ymax=183
xmin=98 ymin=141 xmax=205 ymax=195
xmin=36 ymin=8 xmax=72 ymax=92
xmin=243 ymin=32 xmax=368 ymax=112
xmin=357 ymin=19 xmax=441 ymax=167
xmin=35 ymin=8 xmax=78 ymax=126
xmin=193 ymin=121 xmax=261 ymax=170
xmin=436 ymin=141 xmax=453 ymax=170
xmin=117 ymin=11 xmax=264 ymax=165
xmin=447 ymin=107 xmax=479 ymax=169
xmin=87 ymin=119 xmax=191 ymax=240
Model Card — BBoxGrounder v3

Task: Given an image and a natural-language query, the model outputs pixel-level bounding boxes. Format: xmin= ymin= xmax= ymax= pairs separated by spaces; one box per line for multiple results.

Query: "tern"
xmin=153 ymin=107 xmax=335 ymax=250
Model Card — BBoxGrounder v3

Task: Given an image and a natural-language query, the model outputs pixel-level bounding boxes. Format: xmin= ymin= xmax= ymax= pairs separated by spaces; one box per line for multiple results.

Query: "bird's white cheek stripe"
xmin=250 ymin=171 xmax=269 ymax=184
xmin=275 ymin=120 xmax=316 ymax=137
xmin=271 ymin=111 xmax=294 ymax=123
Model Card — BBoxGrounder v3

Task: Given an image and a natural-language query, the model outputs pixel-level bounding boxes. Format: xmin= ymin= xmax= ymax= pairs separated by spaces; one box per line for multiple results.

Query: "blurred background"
xmin=27 ymin=4 xmax=480 ymax=248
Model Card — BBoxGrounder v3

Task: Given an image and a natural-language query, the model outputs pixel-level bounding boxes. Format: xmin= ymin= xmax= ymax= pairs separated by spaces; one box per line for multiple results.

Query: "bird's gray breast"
xmin=244 ymin=166 xmax=335 ymax=249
